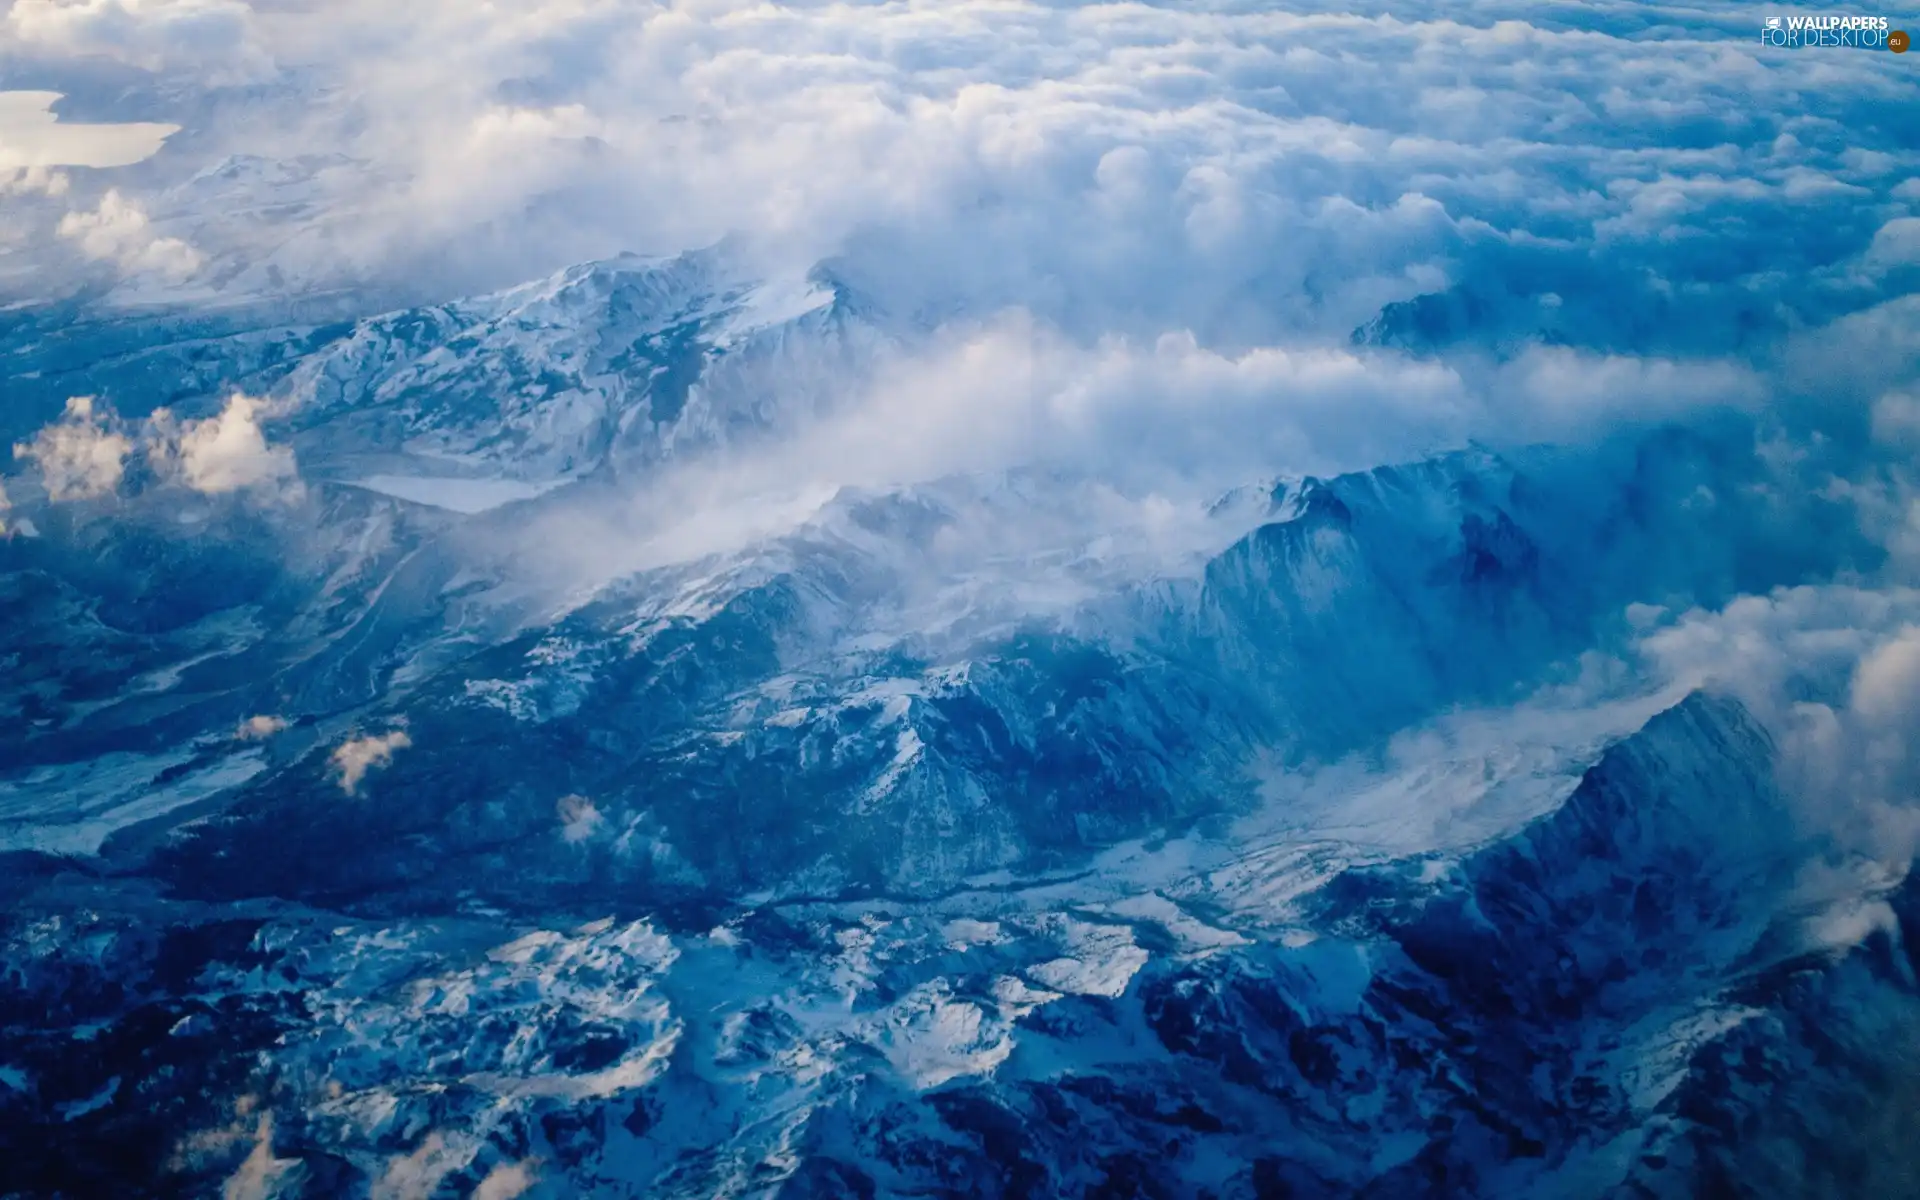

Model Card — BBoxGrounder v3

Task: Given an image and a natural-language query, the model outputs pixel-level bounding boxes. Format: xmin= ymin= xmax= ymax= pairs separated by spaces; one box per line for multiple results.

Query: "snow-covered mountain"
xmin=0 ymin=252 xmax=1913 ymax=1199
xmin=281 ymin=247 xmax=880 ymax=495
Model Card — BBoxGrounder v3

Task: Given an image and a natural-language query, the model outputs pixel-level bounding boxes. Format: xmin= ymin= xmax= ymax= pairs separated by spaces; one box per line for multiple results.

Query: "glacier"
xmin=1 ymin=247 xmax=1917 ymax=1199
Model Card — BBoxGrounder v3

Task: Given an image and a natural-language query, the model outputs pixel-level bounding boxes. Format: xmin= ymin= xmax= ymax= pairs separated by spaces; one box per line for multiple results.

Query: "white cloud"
xmin=472 ymin=1160 xmax=539 ymax=1200
xmin=1851 ymin=627 xmax=1920 ymax=727
xmin=0 ymin=0 xmax=1904 ymax=354
xmin=6 ymin=0 xmax=272 ymax=84
xmin=1872 ymin=392 xmax=1920 ymax=451
xmin=217 ymin=1115 xmax=298 ymax=1200
xmin=151 ymin=393 xmax=300 ymax=497
xmin=507 ymin=310 xmax=1760 ymax=592
xmin=1637 ymin=587 xmax=1920 ymax=868
xmin=0 ymin=165 xmax=71 ymax=198
xmin=331 ymin=729 xmax=411 ymax=796
xmin=556 ymin=794 xmax=603 ymax=844
xmin=371 ymin=1133 xmax=464 ymax=1200
xmin=1864 ymin=216 xmax=1920 ymax=272
xmin=12 ymin=395 xmax=133 ymax=501
xmin=11 ymin=392 xmax=302 ymax=505
xmin=57 ymin=189 xmax=203 ymax=281
xmin=236 ymin=714 xmax=288 ymax=740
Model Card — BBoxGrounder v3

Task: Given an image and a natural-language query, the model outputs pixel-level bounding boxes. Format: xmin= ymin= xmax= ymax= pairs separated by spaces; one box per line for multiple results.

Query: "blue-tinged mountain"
xmin=94 ymin=421 xmax=1870 ymax=914
xmin=1 ymin=244 xmax=885 ymax=495
xmin=0 ymin=251 xmax=1909 ymax=1199
xmin=280 ymin=247 xmax=885 ymax=488
xmin=6 ymin=688 xmax=1915 ymax=1198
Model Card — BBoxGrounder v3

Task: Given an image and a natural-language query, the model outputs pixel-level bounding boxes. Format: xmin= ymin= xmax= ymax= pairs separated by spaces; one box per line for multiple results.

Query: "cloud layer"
xmin=2 ymin=1 xmax=1912 ymax=351
xmin=6 ymin=0 xmax=270 ymax=82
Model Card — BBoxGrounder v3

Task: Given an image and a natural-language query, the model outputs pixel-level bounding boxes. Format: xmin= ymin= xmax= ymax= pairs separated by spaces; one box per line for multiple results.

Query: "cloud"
xmin=1851 ymin=627 xmax=1920 ymax=727
xmin=235 ymin=714 xmax=288 ymax=741
xmin=0 ymin=478 xmax=37 ymax=539
xmin=508 ymin=310 xmax=1760 ymax=592
xmin=1864 ymin=217 xmax=1920 ymax=273
xmin=1871 ymin=392 xmax=1920 ymax=451
xmin=472 ymin=1160 xmax=540 ymax=1200
xmin=12 ymin=395 xmax=133 ymax=501
xmin=1636 ymin=587 xmax=1920 ymax=869
xmin=1 ymin=1 xmax=1914 ymax=520
xmin=57 ymin=189 xmax=203 ymax=281
xmin=556 ymin=794 xmax=603 ymax=845
xmin=5 ymin=0 xmax=272 ymax=84
xmin=218 ymin=1115 xmax=298 ymax=1200
xmin=150 ymin=393 xmax=300 ymax=497
xmin=0 ymin=1 xmax=1905 ymax=346
xmin=371 ymin=1133 xmax=467 ymax=1200
xmin=0 ymin=165 xmax=71 ymax=198
xmin=330 ymin=729 xmax=411 ymax=796
xmin=9 ymin=392 xmax=302 ymax=505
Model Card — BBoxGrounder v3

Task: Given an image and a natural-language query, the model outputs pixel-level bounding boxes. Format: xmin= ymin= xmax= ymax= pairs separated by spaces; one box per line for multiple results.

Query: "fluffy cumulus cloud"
xmin=6 ymin=392 xmax=300 ymax=504
xmin=56 ymin=189 xmax=202 ymax=281
xmin=0 ymin=165 xmax=70 ymax=198
xmin=1851 ymin=626 xmax=1920 ymax=732
xmin=235 ymin=714 xmax=288 ymax=740
xmin=149 ymin=393 xmax=300 ymax=496
xmin=330 ymin=730 xmax=411 ymax=796
xmin=12 ymin=395 xmax=133 ymax=501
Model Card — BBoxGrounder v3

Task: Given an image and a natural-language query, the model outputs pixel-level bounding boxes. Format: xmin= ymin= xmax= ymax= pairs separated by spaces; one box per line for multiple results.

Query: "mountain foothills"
xmin=1 ymin=250 xmax=1917 ymax=1200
